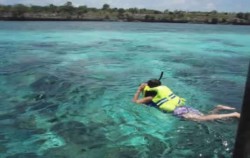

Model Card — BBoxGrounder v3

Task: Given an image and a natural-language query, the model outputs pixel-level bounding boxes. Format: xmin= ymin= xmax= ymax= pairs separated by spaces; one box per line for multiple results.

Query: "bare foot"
xmin=233 ymin=112 xmax=241 ymax=119
xmin=216 ymin=105 xmax=236 ymax=110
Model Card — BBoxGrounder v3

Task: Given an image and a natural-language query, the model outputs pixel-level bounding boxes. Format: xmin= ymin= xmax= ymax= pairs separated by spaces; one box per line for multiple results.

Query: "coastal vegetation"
xmin=0 ymin=2 xmax=250 ymax=25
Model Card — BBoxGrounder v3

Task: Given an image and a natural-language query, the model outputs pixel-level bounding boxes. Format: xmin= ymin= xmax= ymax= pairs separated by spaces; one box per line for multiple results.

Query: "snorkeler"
xmin=132 ymin=79 xmax=240 ymax=121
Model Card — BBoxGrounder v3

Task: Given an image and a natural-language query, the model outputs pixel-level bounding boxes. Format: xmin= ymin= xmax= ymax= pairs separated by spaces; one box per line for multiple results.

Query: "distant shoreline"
xmin=0 ymin=3 xmax=249 ymax=25
xmin=1 ymin=18 xmax=249 ymax=26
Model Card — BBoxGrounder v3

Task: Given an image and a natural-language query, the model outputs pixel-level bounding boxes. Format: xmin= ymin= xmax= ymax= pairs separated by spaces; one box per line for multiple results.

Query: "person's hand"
xmin=138 ymin=83 xmax=147 ymax=92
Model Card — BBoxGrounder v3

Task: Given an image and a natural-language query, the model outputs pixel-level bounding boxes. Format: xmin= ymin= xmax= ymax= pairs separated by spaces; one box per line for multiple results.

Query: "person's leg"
xmin=183 ymin=112 xmax=240 ymax=121
xmin=210 ymin=104 xmax=236 ymax=114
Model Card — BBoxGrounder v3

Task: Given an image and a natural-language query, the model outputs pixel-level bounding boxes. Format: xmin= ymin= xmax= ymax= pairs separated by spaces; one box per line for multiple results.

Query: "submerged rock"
xmin=14 ymin=115 xmax=37 ymax=130
xmin=47 ymin=117 xmax=59 ymax=123
xmin=31 ymin=75 xmax=71 ymax=99
xmin=0 ymin=144 xmax=7 ymax=153
xmin=0 ymin=112 xmax=16 ymax=120
xmin=0 ymin=63 xmax=38 ymax=75
xmin=51 ymin=121 xmax=106 ymax=146
xmin=43 ymin=145 xmax=82 ymax=158
xmin=106 ymin=146 xmax=142 ymax=158
xmin=0 ymin=133 xmax=6 ymax=141
xmin=28 ymin=101 xmax=59 ymax=113
xmin=51 ymin=121 xmax=88 ymax=144
xmin=145 ymin=134 xmax=169 ymax=157
xmin=6 ymin=153 xmax=43 ymax=158
xmin=12 ymin=115 xmax=47 ymax=138
xmin=15 ymin=102 xmax=31 ymax=113
xmin=14 ymin=100 xmax=59 ymax=120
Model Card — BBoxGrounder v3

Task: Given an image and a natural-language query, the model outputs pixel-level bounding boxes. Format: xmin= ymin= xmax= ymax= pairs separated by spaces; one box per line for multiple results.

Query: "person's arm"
xmin=133 ymin=83 xmax=153 ymax=104
xmin=133 ymin=96 xmax=153 ymax=104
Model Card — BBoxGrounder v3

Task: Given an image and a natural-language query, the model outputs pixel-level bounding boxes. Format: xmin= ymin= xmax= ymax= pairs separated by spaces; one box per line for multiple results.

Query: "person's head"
xmin=147 ymin=79 xmax=161 ymax=88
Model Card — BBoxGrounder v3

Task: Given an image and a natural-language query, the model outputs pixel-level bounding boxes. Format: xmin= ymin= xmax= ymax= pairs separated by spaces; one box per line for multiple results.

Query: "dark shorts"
xmin=173 ymin=106 xmax=203 ymax=118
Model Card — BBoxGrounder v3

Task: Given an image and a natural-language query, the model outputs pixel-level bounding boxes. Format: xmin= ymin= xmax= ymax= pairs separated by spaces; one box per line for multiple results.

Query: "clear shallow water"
xmin=0 ymin=21 xmax=249 ymax=158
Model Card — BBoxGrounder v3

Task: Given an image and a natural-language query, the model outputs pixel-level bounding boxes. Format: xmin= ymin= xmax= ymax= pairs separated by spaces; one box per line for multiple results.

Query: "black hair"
xmin=147 ymin=79 xmax=161 ymax=88
xmin=144 ymin=91 xmax=157 ymax=97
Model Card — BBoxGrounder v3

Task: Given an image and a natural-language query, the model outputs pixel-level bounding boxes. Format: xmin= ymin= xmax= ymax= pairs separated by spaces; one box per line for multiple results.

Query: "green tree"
xmin=139 ymin=8 xmax=147 ymax=14
xmin=0 ymin=5 xmax=12 ymax=12
xmin=88 ymin=7 xmax=98 ymax=12
xmin=62 ymin=1 xmax=74 ymax=13
xmin=11 ymin=4 xmax=28 ymax=17
xmin=164 ymin=9 xmax=169 ymax=14
xmin=102 ymin=4 xmax=110 ymax=10
xmin=45 ymin=4 xmax=57 ymax=13
xmin=244 ymin=13 xmax=250 ymax=20
xmin=174 ymin=10 xmax=184 ymax=18
xmin=30 ymin=5 xmax=44 ymax=13
xmin=118 ymin=8 xmax=125 ymax=14
xmin=78 ymin=5 xmax=88 ymax=14
xmin=128 ymin=8 xmax=139 ymax=14
xmin=153 ymin=10 xmax=162 ymax=14
xmin=65 ymin=1 xmax=73 ymax=7
xmin=110 ymin=7 xmax=118 ymax=13
xmin=117 ymin=8 xmax=125 ymax=19
xmin=236 ymin=12 xmax=244 ymax=19
xmin=210 ymin=10 xmax=217 ymax=14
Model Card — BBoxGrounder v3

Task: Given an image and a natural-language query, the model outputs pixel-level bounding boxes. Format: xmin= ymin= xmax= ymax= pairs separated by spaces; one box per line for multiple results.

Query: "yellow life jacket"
xmin=143 ymin=85 xmax=186 ymax=112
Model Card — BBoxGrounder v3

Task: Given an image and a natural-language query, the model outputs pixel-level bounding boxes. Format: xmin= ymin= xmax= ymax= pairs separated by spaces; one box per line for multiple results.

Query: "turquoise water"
xmin=0 ymin=21 xmax=249 ymax=158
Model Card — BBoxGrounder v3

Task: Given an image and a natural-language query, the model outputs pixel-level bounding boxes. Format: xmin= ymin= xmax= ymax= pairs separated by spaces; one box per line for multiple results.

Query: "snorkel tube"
xmin=158 ymin=71 xmax=164 ymax=81
xmin=140 ymin=71 xmax=164 ymax=85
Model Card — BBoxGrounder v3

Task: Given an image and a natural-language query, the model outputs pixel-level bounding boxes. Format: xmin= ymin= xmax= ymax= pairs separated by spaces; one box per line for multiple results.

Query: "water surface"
xmin=0 ymin=21 xmax=249 ymax=158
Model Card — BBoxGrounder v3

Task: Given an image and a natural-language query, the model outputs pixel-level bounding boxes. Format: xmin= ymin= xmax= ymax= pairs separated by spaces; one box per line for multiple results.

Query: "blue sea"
xmin=0 ymin=21 xmax=249 ymax=158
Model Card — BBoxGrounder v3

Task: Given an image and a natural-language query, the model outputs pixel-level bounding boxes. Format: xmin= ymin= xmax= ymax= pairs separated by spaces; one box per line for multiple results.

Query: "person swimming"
xmin=132 ymin=79 xmax=240 ymax=121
